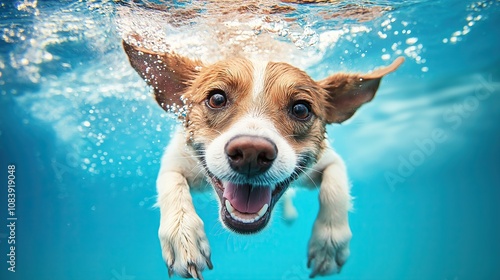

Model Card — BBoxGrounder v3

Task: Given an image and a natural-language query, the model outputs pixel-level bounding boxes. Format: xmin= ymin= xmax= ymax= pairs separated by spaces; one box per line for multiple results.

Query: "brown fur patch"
xmin=183 ymin=58 xmax=255 ymax=145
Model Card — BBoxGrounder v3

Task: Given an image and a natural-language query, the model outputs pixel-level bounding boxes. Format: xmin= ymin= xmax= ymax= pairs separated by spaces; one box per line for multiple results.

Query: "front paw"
xmin=307 ymin=222 xmax=351 ymax=278
xmin=159 ymin=214 xmax=213 ymax=279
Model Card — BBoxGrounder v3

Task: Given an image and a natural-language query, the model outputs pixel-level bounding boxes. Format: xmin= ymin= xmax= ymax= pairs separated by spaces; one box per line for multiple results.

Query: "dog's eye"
xmin=291 ymin=101 xmax=311 ymax=120
xmin=207 ymin=89 xmax=227 ymax=109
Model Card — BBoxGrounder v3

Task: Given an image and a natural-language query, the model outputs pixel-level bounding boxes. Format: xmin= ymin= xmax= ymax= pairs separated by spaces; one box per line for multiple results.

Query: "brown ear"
xmin=319 ymin=57 xmax=404 ymax=123
xmin=122 ymin=40 xmax=202 ymax=111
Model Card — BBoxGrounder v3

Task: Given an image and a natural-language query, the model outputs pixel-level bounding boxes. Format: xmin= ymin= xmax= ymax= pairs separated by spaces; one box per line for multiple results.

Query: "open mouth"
xmin=210 ymin=176 xmax=290 ymax=234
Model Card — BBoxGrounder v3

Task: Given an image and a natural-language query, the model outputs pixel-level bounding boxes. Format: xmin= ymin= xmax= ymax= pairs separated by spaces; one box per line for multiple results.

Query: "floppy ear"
xmin=122 ymin=40 xmax=202 ymax=111
xmin=319 ymin=57 xmax=404 ymax=123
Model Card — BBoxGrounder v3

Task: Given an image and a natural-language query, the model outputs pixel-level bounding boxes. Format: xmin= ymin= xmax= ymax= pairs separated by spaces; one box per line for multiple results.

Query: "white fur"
xmin=204 ymin=114 xmax=297 ymax=187
xmin=282 ymin=189 xmax=298 ymax=222
xmin=251 ymin=60 xmax=268 ymax=101
xmin=301 ymin=145 xmax=352 ymax=276
xmin=156 ymin=132 xmax=212 ymax=278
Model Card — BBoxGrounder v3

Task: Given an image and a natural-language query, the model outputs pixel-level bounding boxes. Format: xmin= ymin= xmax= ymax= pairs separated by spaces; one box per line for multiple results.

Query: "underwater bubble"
xmin=462 ymin=26 xmax=470 ymax=35
xmin=377 ymin=31 xmax=387 ymax=39
xmin=406 ymin=37 xmax=418 ymax=45
xmin=43 ymin=52 xmax=53 ymax=61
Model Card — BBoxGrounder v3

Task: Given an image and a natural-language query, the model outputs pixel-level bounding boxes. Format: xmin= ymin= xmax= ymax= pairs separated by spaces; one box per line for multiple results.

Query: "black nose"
xmin=225 ymin=136 xmax=277 ymax=177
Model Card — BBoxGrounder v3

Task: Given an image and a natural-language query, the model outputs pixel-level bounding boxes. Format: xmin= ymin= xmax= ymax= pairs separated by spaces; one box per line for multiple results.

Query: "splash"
xmin=115 ymin=0 xmax=390 ymax=68
xmin=1 ymin=1 xmax=116 ymax=85
xmin=442 ymin=1 xmax=492 ymax=44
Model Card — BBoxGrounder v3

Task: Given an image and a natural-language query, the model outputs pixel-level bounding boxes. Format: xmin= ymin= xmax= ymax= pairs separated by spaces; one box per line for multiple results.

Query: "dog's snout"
xmin=225 ymin=136 xmax=277 ymax=176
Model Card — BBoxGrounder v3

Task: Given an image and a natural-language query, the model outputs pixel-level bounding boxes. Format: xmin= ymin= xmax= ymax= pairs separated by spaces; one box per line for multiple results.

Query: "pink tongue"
xmin=223 ymin=182 xmax=272 ymax=213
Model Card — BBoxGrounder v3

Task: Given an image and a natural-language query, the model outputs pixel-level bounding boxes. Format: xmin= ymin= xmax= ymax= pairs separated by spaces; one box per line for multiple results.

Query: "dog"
xmin=123 ymin=39 xmax=403 ymax=279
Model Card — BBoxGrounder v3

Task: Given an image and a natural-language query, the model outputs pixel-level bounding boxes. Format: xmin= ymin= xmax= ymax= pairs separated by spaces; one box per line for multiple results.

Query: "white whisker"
xmin=295 ymin=166 xmax=319 ymax=189
xmin=297 ymin=165 xmax=321 ymax=174
xmin=174 ymin=154 xmax=205 ymax=160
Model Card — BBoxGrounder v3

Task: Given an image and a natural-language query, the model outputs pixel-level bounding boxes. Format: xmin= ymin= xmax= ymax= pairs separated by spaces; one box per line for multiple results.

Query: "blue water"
xmin=1 ymin=1 xmax=499 ymax=279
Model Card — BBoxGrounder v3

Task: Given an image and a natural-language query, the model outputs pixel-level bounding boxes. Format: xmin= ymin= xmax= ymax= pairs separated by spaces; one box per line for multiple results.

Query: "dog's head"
xmin=123 ymin=41 xmax=403 ymax=233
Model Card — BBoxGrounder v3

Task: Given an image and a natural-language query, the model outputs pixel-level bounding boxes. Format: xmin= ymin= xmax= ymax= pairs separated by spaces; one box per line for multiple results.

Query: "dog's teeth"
xmin=240 ymin=217 xmax=255 ymax=223
xmin=225 ymin=199 xmax=234 ymax=213
xmin=225 ymin=200 xmax=268 ymax=224
xmin=257 ymin=204 xmax=269 ymax=217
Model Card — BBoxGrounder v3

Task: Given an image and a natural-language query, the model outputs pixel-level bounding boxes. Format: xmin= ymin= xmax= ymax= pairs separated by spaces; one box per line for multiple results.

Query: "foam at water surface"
xmin=115 ymin=0 xmax=393 ymax=67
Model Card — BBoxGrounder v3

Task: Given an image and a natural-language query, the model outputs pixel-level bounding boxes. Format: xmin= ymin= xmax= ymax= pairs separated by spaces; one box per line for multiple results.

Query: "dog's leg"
xmin=156 ymin=133 xmax=212 ymax=280
xmin=282 ymin=188 xmax=298 ymax=223
xmin=305 ymin=147 xmax=352 ymax=277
